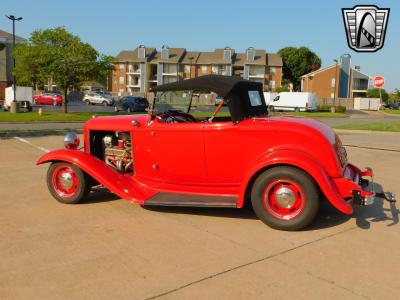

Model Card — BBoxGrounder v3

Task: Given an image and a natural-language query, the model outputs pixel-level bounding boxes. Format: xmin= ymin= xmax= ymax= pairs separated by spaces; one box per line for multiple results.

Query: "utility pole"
xmin=332 ymin=59 xmax=338 ymax=113
xmin=5 ymin=14 xmax=23 ymax=113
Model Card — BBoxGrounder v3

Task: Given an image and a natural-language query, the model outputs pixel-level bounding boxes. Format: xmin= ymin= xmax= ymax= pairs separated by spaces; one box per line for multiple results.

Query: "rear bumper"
xmin=333 ymin=164 xmax=396 ymax=209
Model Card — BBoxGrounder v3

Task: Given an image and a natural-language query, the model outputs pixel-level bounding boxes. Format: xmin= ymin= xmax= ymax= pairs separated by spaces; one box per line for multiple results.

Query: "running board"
xmin=144 ymin=192 xmax=237 ymax=208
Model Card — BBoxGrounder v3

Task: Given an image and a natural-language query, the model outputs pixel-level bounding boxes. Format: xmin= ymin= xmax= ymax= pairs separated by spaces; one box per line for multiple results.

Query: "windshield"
xmin=154 ymin=90 xmax=192 ymax=113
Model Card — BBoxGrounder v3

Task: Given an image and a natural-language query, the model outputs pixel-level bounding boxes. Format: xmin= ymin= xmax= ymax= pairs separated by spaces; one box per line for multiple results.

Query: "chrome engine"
xmin=102 ymin=132 xmax=133 ymax=174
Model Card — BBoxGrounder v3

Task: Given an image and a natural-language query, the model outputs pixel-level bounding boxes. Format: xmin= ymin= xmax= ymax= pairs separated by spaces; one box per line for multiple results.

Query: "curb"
xmin=0 ymin=128 xmax=83 ymax=138
xmin=334 ymin=129 xmax=400 ymax=135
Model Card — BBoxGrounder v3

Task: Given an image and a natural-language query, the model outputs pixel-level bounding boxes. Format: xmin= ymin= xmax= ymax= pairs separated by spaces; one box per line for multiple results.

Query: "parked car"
xmin=36 ymin=75 xmax=395 ymax=231
xmin=387 ymin=102 xmax=399 ymax=110
xmin=115 ymin=96 xmax=149 ymax=112
xmin=83 ymin=92 xmax=114 ymax=106
xmin=33 ymin=92 xmax=63 ymax=106
xmin=268 ymin=92 xmax=317 ymax=112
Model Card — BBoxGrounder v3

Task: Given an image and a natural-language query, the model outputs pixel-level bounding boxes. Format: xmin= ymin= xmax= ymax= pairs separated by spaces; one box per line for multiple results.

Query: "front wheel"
xmin=47 ymin=162 xmax=91 ymax=204
xmin=251 ymin=166 xmax=319 ymax=230
xmin=102 ymin=101 xmax=108 ymax=106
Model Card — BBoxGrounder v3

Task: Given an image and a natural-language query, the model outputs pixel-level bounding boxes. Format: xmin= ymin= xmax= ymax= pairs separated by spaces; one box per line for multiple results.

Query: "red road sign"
xmin=374 ymin=76 xmax=385 ymax=88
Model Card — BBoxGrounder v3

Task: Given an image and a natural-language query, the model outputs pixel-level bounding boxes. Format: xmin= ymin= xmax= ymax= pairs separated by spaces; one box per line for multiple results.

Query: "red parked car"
xmin=33 ymin=92 xmax=63 ymax=106
xmin=36 ymin=75 xmax=395 ymax=230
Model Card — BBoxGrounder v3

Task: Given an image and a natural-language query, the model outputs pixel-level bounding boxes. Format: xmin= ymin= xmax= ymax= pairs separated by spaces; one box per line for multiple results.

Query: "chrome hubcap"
xmin=274 ymin=187 xmax=296 ymax=208
xmin=59 ymin=172 xmax=73 ymax=190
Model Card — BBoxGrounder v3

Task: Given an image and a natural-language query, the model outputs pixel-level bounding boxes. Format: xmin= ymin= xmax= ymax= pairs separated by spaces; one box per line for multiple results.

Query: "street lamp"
xmin=5 ymin=15 xmax=23 ymax=113
xmin=332 ymin=59 xmax=338 ymax=113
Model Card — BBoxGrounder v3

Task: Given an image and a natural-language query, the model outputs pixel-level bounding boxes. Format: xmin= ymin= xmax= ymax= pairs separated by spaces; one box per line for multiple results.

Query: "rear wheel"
xmin=251 ymin=166 xmax=319 ymax=230
xmin=47 ymin=162 xmax=91 ymax=204
xmin=102 ymin=101 xmax=108 ymax=106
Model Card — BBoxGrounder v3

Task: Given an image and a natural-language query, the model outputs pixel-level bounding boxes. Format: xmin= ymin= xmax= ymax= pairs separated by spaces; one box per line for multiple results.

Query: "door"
xmin=150 ymin=120 xmax=207 ymax=183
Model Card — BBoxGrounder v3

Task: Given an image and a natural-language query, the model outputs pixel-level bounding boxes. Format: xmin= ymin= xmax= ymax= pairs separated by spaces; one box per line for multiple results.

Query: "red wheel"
xmin=47 ymin=162 xmax=90 ymax=204
xmin=251 ymin=166 xmax=319 ymax=230
xmin=262 ymin=179 xmax=306 ymax=221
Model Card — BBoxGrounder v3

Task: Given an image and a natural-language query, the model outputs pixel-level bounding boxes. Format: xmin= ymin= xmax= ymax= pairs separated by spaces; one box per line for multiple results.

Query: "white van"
xmin=268 ymin=92 xmax=317 ymax=112
xmin=263 ymin=92 xmax=278 ymax=106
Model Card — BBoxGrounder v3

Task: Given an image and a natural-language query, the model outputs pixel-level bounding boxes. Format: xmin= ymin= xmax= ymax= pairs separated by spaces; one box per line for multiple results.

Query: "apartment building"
xmin=301 ymin=55 xmax=371 ymax=99
xmin=111 ymin=46 xmax=282 ymax=94
xmin=111 ymin=45 xmax=156 ymax=94
xmin=0 ymin=29 xmax=26 ymax=100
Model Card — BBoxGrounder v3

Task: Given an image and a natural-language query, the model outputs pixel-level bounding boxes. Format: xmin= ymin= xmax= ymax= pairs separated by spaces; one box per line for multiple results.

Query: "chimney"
xmin=223 ymin=47 xmax=232 ymax=61
xmin=161 ymin=45 xmax=169 ymax=60
xmin=138 ymin=45 xmax=145 ymax=59
xmin=246 ymin=47 xmax=255 ymax=62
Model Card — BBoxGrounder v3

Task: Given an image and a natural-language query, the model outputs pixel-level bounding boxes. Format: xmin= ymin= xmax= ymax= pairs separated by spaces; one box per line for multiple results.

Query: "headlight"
xmin=335 ymin=134 xmax=347 ymax=167
xmin=344 ymin=166 xmax=353 ymax=180
xmin=64 ymin=132 xmax=80 ymax=149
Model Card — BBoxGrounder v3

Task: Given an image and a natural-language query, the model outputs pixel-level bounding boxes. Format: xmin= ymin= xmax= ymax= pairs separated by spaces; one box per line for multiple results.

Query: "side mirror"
xmin=273 ymin=96 xmax=280 ymax=102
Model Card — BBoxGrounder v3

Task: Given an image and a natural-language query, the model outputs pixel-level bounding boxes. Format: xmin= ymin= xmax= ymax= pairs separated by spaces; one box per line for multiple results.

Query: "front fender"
xmin=37 ymin=149 xmax=156 ymax=204
xmin=238 ymin=149 xmax=353 ymax=215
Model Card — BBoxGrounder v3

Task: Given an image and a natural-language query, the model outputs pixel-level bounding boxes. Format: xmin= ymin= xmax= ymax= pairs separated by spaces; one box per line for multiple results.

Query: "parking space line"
xmin=13 ymin=136 xmax=50 ymax=153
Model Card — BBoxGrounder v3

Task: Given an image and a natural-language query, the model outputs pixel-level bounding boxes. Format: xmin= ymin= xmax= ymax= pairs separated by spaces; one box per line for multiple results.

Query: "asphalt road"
xmin=0 ymin=133 xmax=399 ymax=299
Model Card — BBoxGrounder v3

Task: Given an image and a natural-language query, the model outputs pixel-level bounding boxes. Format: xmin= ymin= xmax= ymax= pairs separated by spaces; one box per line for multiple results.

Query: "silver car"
xmin=83 ymin=92 xmax=115 ymax=106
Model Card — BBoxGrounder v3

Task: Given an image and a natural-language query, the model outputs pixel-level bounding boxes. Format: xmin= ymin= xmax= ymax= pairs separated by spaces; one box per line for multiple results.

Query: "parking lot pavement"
xmin=1 ymin=134 xmax=399 ymax=300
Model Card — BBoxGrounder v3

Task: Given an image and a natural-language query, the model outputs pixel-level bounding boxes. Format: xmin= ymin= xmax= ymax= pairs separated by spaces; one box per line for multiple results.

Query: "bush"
xmin=336 ymin=106 xmax=347 ymax=113
xmin=317 ymin=105 xmax=346 ymax=113
xmin=275 ymin=86 xmax=290 ymax=92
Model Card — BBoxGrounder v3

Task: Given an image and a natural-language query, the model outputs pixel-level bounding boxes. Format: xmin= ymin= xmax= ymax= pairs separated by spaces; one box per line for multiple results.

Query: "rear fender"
xmin=239 ymin=149 xmax=353 ymax=214
xmin=37 ymin=149 xmax=156 ymax=204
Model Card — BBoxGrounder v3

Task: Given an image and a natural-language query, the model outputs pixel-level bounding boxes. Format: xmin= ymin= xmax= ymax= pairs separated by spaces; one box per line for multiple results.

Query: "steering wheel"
xmin=156 ymin=110 xmax=197 ymax=123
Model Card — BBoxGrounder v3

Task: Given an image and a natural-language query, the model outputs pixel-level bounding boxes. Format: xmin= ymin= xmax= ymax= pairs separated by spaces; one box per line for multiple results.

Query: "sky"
xmin=1 ymin=0 xmax=399 ymax=91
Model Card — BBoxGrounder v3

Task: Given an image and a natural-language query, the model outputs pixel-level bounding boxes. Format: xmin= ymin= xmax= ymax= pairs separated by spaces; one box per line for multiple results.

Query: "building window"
xmin=212 ymin=65 xmax=227 ymax=75
xmin=163 ymin=64 xmax=178 ymax=74
xmin=119 ymin=76 xmax=125 ymax=84
xmin=331 ymin=77 xmax=336 ymax=88
xmin=249 ymin=65 xmax=264 ymax=76
xmin=270 ymin=67 xmax=276 ymax=75
xmin=163 ymin=76 xmax=177 ymax=84
xmin=269 ymin=80 xmax=275 ymax=88
xmin=201 ymin=65 xmax=208 ymax=74
xmin=128 ymin=64 xmax=140 ymax=73
xmin=119 ymin=64 xmax=125 ymax=70
xmin=184 ymin=65 xmax=191 ymax=74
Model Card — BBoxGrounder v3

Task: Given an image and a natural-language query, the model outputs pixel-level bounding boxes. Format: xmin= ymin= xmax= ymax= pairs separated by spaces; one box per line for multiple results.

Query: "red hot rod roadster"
xmin=37 ymin=75 xmax=395 ymax=230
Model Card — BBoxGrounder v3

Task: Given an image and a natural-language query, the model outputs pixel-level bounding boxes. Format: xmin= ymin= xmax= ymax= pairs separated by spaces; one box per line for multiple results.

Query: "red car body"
xmin=33 ymin=93 xmax=63 ymax=106
xmin=37 ymin=75 xmax=389 ymax=230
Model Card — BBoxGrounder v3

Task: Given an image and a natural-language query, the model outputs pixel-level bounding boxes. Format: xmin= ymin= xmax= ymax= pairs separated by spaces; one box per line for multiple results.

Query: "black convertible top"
xmin=152 ymin=75 xmax=248 ymax=97
xmin=151 ymin=75 xmax=268 ymax=123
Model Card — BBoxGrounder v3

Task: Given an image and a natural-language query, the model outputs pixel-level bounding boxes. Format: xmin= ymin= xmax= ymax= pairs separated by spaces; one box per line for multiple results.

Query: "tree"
xmin=389 ymin=89 xmax=400 ymax=103
xmin=278 ymin=47 xmax=321 ymax=91
xmin=14 ymin=27 xmax=114 ymax=113
xmin=367 ymin=88 xmax=389 ymax=102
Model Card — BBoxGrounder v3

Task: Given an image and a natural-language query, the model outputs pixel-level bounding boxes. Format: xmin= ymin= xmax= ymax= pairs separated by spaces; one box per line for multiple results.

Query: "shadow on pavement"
xmin=353 ymin=182 xmax=399 ymax=229
xmin=80 ymin=186 xmax=119 ymax=204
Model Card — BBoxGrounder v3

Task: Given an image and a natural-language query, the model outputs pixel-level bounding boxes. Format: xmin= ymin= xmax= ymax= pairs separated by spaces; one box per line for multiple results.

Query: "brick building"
xmin=0 ymin=29 xmax=26 ymax=100
xmin=111 ymin=46 xmax=282 ymax=95
xmin=301 ymin=55 xmax=371 ymax=100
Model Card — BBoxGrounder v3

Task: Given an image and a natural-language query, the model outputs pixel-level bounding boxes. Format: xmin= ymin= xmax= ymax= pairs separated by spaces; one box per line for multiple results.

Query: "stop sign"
xmin=374 ymin=76 xmax=385 ymax=88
